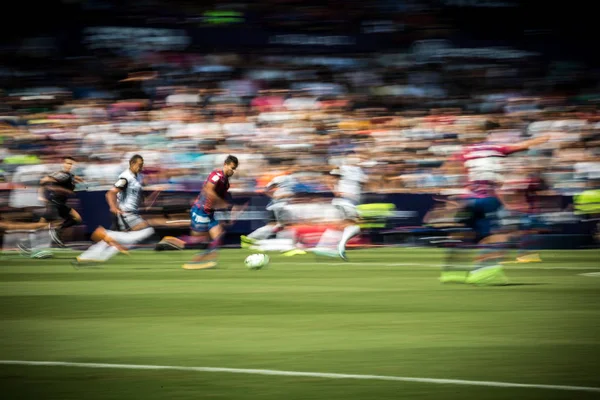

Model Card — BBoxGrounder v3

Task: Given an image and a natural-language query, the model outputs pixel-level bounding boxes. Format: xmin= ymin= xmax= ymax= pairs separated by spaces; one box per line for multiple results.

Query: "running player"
xmin=39 ymin=156 xmax=84 ymax=247
xmin=241 ymin=169 xmax=298 ymax=247
xmin=74 ymin=154 xmax=156 ymax=264
xmin=182 ymin=155 xmax=239 ymax=270
xmin=440 ymin=134 xmax=549 ymax=285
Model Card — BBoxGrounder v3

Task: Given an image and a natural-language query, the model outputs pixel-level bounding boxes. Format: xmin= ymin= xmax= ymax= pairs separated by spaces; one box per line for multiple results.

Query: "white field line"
xmin=0 ymin=360 xmax=599 ymax=393
xmin=313 ymin=262 xmax=600 ymax=270
xmin=579 ymin=272 xmax=600 ymax=277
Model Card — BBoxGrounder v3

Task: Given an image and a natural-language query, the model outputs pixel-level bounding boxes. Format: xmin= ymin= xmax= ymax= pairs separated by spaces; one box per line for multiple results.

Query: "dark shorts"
xmin=44 ymin=201 xmax=72 ymax=221
xmin=456 ymin=196 xmax=503 ymax=242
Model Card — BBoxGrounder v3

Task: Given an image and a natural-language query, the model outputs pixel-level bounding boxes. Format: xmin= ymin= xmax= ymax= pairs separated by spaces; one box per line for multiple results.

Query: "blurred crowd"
xmin=2 ymin=51 xmax=600 ymax=197
xmin=1 ymin=1 xmax=600 ymax=202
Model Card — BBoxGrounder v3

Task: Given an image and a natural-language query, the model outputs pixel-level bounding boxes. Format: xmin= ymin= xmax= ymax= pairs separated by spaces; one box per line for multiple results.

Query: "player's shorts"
xmin=43 ymin=201 xmax=72 ymax=221
xmin=190 ymin=205 xmax=219 ymax=233
xmin=266 ymin=201 xmax=288 ymax=224
xmin=112 ymin=212 xmax=147 ymax=231
xmin=332 ymin=198 xmax=359 ymax=221
xmin=456 ymin=196 xmax=503 ymax=242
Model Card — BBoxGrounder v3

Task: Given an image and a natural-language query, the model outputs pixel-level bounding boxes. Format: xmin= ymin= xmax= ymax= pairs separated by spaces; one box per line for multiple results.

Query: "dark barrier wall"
xmin=75 ymin=190 xmax=578 ymax=235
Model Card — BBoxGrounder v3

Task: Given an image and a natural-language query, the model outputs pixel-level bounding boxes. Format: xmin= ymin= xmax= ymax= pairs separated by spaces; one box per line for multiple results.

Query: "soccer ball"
xmin=245 ymin=253 xmax=269 ymax=270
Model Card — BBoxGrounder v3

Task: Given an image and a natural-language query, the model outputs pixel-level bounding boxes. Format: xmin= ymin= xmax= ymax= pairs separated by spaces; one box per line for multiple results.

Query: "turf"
xmin=1 ymin=248 xmax=599 ymax=399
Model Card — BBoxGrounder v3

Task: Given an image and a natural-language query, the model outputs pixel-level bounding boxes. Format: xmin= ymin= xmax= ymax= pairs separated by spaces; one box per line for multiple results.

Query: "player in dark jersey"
xmin=182 ymin=155 xmax=240 ymax=269
xmin=39 ymin=156 xmax=84 ymax=247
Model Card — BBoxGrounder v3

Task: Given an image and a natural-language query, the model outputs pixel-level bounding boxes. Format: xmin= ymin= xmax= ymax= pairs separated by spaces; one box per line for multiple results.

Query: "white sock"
xmin=248 ymin=225 xmax=277 ymax=240
xmin=106 ymin=228 xmax=155 ymax=245
xmin=79 ymin=241 xmax=119 ymax=262
xmin=339 ymin=225 xmax=360 ymax=250
xmin=316 ymin=229 xmax=342 ymax=250
xmin=32 ymin=229 xmax=51 ymax=251
xmin=254 ymin=238 xmax=295 ymax=252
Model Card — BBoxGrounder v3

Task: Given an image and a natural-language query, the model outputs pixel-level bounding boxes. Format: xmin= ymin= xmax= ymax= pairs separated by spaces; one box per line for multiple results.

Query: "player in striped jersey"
xmin=182 ymin=155 xmax=239 ymax=270
xmin=440 ymin=134 xmax=549 ymax=285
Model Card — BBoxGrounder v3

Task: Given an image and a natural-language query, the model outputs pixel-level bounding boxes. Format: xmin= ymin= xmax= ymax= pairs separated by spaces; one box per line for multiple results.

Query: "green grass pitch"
xmin=1 ymin=248 xmax=599 ymax=400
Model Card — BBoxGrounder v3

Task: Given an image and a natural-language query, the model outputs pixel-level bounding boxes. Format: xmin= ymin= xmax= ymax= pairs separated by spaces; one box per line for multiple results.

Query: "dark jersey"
xmin=47 ymin=171 xmax=76 ymax=204
xmin=193 ymin=169 xmax=230 ymax=214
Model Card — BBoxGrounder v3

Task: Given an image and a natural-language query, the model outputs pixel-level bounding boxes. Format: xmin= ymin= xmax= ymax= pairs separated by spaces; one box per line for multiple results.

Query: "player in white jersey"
xmin=328 ymin=163 xmax=365 ymax=260
xmin=241 ymin=172 xmax=298 ymax=246
xmin=74 ymin=154 xmax=159 ymax=265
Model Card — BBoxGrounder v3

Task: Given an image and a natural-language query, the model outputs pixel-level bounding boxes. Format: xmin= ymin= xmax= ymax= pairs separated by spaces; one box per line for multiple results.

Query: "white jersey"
xmin=335 ymin=165 xmax=366 ymax=204
xmin=114 ymin=169 xmax=144 ymax=213
xmin=267 ymin=174 xmax=298 ymax=199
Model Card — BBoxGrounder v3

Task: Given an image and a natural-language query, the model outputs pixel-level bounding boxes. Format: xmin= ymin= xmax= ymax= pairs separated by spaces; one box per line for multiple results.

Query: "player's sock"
xmin=339 ymin=225 xmax=360 ymax=247
xmin=471 ymin=245 xmax=504 ymax=270
xmin=78 ymin=241 xmax=119 ymax=262
xmin=30 ymin=228 xmax=53 ymax=258
xmin=254 ymin=238 xmax=296 ymax=252
xmin=439 ymin=241 xmax=472 ymax=283
xmin=247 ymin=225 xmax=279 ymax=241
xmin=188 ymin=231 xmax=224 ymax=264
xmin=337 ymin=224 xmax=360 ymax=260
xmin=311 ymin=229 xmax=343 ymax=258
xmin=316 ymin=229 xmax=342 ymax=250
xmin=180 ymin=235 xmax=207 ymax=246
xmin=106 ymin=227 xmax=155 ymax=245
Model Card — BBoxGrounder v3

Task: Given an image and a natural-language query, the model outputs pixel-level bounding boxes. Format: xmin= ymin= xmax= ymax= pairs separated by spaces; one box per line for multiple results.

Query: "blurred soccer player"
xmin=499 ymin=163 xmax=552 ymax=263
xmin=74 ymin=154 xmax=156 ymax=265
xmin=440 ymin=134 xmax=549 ymax=285
xmin=241 ymin=170 xmax=297 ymax=247
xmin=182 ymin=155 xmax=239 ymax=270
xmin=330 ymin=160 xmax=366 ymax=260
xmin=39 ymin=156 xmax=84 ymax=247
xmin=310 ymin=157 xmax=366 ymax=260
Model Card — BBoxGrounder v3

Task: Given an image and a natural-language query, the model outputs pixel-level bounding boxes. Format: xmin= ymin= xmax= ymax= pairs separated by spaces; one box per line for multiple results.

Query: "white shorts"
xmin=114 ymin=213 xmax=146 ymax=231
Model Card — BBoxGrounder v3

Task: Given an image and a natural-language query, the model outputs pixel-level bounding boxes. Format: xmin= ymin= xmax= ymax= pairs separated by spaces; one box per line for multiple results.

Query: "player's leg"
xmin=93 ymin=215 xmax=155 ymax=247
xmin=464 ymin=198 xmax=509 ymax=285
xmin=155 ymin=233 xmax=208 ymax=251
xmin=50 ymin=205 xmax=82 ymax=247
xmin=337 ymin=220 xmax=360 ymax=261
xmin=76 ymin=216 xmax=154 ymax=264
xmin=242 ymin=201 xmax=286 ymax=246
xmin=182 ymin=225 xmax=222 ymax=269
xmin=438 ymin=199 xmax=474 ymax=283
xmin=513 ymin=214 xmax=543 ymax=262
xmin=331 ymin=198 xmax=361 ymax=261
xmin=182 ymin=206 xmax=220 ymax=269
xmin=309 ymin=225 xmax=343 ymax=258
xmin=2 ymin=221 xmax=53 ymax=258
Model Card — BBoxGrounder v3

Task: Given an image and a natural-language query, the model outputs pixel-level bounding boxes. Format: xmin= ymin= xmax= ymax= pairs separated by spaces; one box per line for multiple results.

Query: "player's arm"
xmin=143 ymin=187 xmax=164 ymax=210
xmin=106 ymin=178 xmax=126 ymax=215
xmin=504 ymin=135 xmax=549 ymax=154
xmin=38 ymin=175 xmax=54 ymax=202
xmin=39 ymin=174 xmax=74 ymax=198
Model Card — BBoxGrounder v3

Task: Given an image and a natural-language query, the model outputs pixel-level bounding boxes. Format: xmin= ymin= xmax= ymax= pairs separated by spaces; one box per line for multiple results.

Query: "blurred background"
xmin=1 ymin=0 xmax=599 ymax=248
